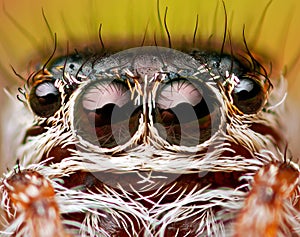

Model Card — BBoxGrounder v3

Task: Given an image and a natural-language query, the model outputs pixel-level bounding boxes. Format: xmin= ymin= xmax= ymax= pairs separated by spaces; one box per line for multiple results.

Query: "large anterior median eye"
xmin=155 ymin=78 xmax=221 ymax=146
xmin=73 ymin=80 xmax=141 ymax=148
xmin=29 ymin=81 xmax=61 ymax=117
xmin=231 ymin=77 xmax=266 ymax=114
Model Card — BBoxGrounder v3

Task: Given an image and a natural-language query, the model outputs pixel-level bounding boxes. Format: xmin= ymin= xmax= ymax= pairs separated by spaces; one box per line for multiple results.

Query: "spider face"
xmin=2 ymin=41 xmax=298 ymax=237
xmin=70 ymin=47 xmax=224 ymax=151
xmin=1 ymin=1 xmax=300 ymax=234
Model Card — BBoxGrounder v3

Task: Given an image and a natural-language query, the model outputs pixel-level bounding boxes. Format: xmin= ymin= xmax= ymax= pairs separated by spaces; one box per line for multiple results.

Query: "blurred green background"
xmin=0 ymin=0 xmax=300 ymax=168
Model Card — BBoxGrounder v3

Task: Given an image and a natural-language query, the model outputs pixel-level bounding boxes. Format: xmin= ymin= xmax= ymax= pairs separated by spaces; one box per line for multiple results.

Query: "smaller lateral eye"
xmin=29 ymin=81 xmax=61 ymax=117
xmin=231 ymin=77 xmax=266 ymax=114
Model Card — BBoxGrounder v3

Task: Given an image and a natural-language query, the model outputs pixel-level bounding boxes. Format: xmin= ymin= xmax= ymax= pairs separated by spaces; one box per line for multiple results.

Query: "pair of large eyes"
xmin=72 ymin=79 xmax=222 ymax=148
xmin=28 ymin=75 xmax=266 ymax=148
xmin=28 ymin=75 xmax=266 ymax=119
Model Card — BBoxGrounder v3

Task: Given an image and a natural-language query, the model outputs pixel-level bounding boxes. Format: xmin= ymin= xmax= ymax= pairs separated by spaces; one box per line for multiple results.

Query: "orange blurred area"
xmin=0 ymin=0 xmax=300 ymax=164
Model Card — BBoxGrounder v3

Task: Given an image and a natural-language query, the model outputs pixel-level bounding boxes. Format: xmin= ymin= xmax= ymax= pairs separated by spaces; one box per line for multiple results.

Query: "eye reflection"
xmin=81 ymin=81 xmax=130 ymax=110
xmin=29 ymin=81 xmax=61 ymax=117
xmin=74 ymin=80 xmax=141 ymax=148
xmin=154 ymin=79 xmax=221 ymax=146
xmin=232 ymin=77 xmax=266 ymax=114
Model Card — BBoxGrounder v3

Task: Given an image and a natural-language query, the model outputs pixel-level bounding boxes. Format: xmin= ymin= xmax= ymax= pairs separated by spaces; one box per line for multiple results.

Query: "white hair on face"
xmin=1 ymin=50 xmax=299 ymax=237
xmin=0 ymin=1 xmax=299 ymax=233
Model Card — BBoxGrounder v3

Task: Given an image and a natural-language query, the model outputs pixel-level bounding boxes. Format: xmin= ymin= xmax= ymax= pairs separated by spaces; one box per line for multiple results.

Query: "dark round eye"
xmin=29 ymin=81 xmax=61 ymax=117
xmin=73 ymin=80 xmax=141 ymax=148
xmin=154 ymin=79 xmax=221 ymax=146
xmin=48 ymin=53 xmax=87 ymax=76
xmin=231 ymin=77 xmax=266 ymax=114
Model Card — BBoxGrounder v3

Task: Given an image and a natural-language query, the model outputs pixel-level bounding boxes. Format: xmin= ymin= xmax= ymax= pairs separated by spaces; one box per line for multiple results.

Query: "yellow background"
xmin=0 ymin=0 xmax=300 ymax=164
xmin=0 ymin=0 xmax=299 ymax=82
xmin=1 ymin=0 xmax=300 ymax=83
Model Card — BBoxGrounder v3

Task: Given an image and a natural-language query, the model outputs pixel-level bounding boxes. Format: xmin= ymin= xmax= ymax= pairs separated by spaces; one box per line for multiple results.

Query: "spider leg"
xmin=234 ymin=163 xmax=300 ymax=237
xmin=1 ymin=169 xmax=70 ymax=237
